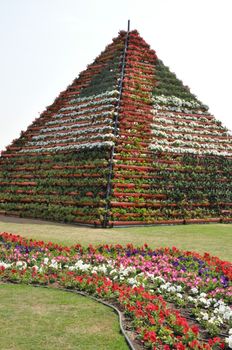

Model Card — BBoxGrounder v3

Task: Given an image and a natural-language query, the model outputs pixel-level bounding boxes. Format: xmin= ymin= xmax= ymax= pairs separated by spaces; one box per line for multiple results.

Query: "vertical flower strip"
xmin=1 ymin=232 xmax=231 ymax=349
xmin=103 ymin=28 xmax=130 ymax=227
xmin=110 ymin=30 xmax=157 ymax=225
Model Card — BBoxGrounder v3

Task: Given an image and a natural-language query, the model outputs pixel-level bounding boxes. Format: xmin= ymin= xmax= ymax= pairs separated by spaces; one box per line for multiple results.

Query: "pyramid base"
xmin=1 ymin=213 xmax=231 ymax=229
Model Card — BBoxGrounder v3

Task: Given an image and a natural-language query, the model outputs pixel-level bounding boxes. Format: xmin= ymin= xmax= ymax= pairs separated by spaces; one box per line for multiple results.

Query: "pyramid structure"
xmin=0 ymin=29 xmax=232 ymax=226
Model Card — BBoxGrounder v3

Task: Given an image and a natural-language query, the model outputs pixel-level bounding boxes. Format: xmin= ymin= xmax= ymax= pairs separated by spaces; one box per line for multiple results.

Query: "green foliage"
xmin=153 ymin=59 xmax=205 ymax=106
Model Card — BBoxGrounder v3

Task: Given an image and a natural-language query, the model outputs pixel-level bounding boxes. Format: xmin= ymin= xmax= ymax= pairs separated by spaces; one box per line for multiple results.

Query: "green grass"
xmin=0 ymin=216 xmax=231 ymax=261
xmin=0 ymin=284 xmax=128 ymax=350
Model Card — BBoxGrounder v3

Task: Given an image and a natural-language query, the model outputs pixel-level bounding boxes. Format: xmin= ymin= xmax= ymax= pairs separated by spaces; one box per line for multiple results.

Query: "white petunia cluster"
xmin=19 ymin=141 xmax=115 ymax=153
xmin=153 ymin=95 xmax=203 ymax=109
xmin=225 ymin=329 xmax=232 ymax=348
xmin=151 ymin=129 xmax=232 ymax=145
xmin=28 ymin=133 xmax=115 ymax=148
xmin=149 ymin=143 xmax=232 ymax=156
xmin=15 ymin=261 xmax=27 ymax=270
xmin=0 ymin=261 xmax=12 ymax=269
xmin=152 ymin=114 xmax=228 ymax=132
xmin=159 ymin=282 xmax=183 ymax=294
xmin=151 ymin=123 xmax=229 ymax=137
xmin=47 ymin=110 xmax=115 ymax=125
xmin=61 ymin=97 xmax=118 ymax=112
xmin=34 ymin=119 xmax=114 ymax=139
xmin=69 ymin=90 xmax=119 ymax=104
xmin=30 ymin=126 xmax=115 ymax=143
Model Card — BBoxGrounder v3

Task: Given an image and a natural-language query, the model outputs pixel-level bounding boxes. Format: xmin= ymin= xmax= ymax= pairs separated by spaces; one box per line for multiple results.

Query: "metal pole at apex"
xmin=127 ymin=19 xmax=130 ymax=32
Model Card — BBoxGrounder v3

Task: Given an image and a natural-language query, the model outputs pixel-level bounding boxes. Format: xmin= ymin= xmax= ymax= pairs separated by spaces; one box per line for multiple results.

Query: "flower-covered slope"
xmin=1 ymin=232 xmax=232 ymax=349
xmin=2 ymin=32 xmax=126 ymax=155
xmin=110 ymin=30 xmax=232 ymax=225
xmin=0 ymin=29 xmax=231 ymax=226
xmin=0 ymin=31 xmax=127 ymax=224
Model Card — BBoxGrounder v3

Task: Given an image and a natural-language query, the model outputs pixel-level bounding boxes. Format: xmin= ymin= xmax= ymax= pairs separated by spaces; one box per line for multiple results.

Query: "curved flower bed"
xmin=0 ymin=232 xmax=231 ymax=349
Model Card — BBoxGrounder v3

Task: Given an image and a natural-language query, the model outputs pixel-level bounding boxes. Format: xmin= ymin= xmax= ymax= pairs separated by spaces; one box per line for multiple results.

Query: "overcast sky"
xmin=0 ymin=0 xmax=231 ymax=151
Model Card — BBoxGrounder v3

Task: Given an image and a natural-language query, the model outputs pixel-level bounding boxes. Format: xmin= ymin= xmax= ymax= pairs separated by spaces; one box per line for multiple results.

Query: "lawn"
xmin=0 ymin=284 xmax=128 ymax=350
xmin=0 ymin=216 xmax=231 ymax=350
xmin=0 ymin=215 xmax=231 ymax=261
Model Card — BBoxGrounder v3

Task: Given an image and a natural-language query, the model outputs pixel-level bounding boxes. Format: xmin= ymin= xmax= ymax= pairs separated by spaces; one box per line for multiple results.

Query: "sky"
xmin=0 ymin=0 xmax=232 ymax=151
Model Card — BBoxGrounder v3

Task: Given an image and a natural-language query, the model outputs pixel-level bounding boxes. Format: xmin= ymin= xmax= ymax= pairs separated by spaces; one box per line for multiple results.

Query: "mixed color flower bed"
xmin=0 ymin=232 xmax=231 ymax=349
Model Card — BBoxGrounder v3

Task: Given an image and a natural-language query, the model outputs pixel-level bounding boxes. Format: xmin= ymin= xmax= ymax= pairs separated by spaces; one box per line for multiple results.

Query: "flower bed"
xmin=0 ymin=232 xmax=231 ymax=349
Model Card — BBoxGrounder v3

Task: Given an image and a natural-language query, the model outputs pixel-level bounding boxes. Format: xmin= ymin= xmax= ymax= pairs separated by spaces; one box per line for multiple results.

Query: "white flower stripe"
xmin=150 ymin=138 xmax=232 ymax=151
xmin=28 ymin=133 xmax=115 ymax=147
xmin=151 ymin=129 xmax=232 ymax=145
xmin=60 ymin=97 xmax=118 ymax=112
xmin=151 ymin=123 xmax=228 ymax=137
xmin=153 ymin=111 xmax=228 ymax=129
xmin=152 ymin=116 xmax=227 ymax=132
xmin=32 ymin=125 xmax=115 ymax=141
xmin=19 ymin=141 xmax=115 ymax=153
xmin=51 ymin=104 xmax=115 ymax=120
xmin=152 ymin=95 xmax=207 ymax=109
xmin=69 ymin=89 xmax=119 ymax=104
xmin=46 ymin=111 xmax=115 ymax=126
xmin=149 ymin=143 xmax=232 ymax=156
xmin=153 ymin=104 xmax=209 ymax=115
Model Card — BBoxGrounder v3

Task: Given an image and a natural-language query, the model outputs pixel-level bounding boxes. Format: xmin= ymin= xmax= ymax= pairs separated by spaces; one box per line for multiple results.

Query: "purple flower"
xmin=220 ymin=275 xmax=229 ymax=287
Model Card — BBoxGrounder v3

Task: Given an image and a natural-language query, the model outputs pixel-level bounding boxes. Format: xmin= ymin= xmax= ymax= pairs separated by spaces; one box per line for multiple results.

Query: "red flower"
xmin=188 ymin=340 xmax=199 ymax=348
xmin=191 ymin=325 xmax=199 ymax=335
xmin=146 ymin=302 xmax=159 ymax=312
xmin=175 ymin=343 xmax=186 ymax=350
xmin=143 ymin=330 xmax=157 ymax=343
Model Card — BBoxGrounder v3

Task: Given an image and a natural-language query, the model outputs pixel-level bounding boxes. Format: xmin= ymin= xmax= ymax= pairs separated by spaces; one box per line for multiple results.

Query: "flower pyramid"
xmin=0 ymin=29 xmax=231 ymax=226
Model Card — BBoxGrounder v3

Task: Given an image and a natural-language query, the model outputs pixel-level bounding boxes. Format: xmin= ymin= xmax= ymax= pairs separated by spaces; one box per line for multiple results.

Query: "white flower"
xmin=44 ymin=257 xmax=49 ymax=265
xmin=16 ymin=261 xmax=27 ymax=270
xmin=199 ymin=297 xmax=211 ymax=308
xmin=97 ymin=264 xmax=107 ymax=274
xmin=49 ymin=259 xmax=59 ymax=269
xmin=153 ymin=276 xmax=165 ymax=283
xmin=224 ymin=311 xmax=232 ymax=320
xmin=168 ymin=286 xmax=176 ymax=293
xmin=0 ymin=261 xmax=12 ymax=269
xmin=225 ymin=335 xmax=232 ymax=348
xmin=218 ymin=304 xmax=226 ymax=314
xmin=208 ymin=316 xmax=216 ymax=324
xmin=68 ymin=260 xmax=90 ymax=272
xmin=200 ymin=292 xmax=207 ymax=298
xmin=127 ymin=277 xmax=139 ymax=287
xmin=200 ymin=312 xmax=209 ymax=321
xmin=191 ymin=287 xmax=198 ymax=294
